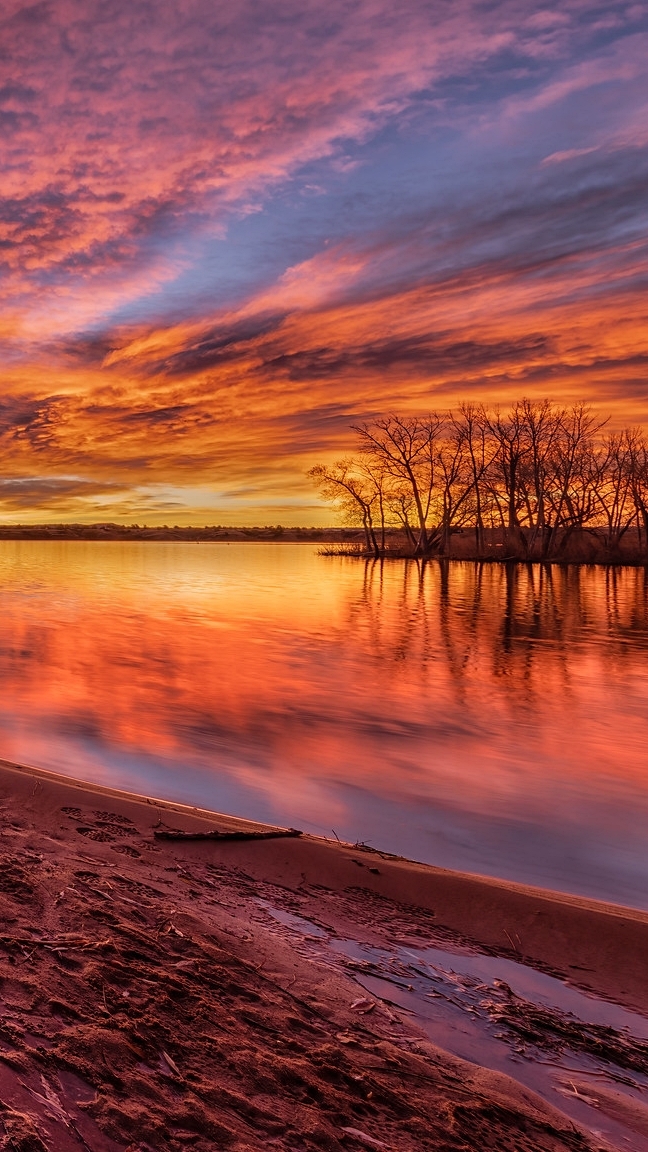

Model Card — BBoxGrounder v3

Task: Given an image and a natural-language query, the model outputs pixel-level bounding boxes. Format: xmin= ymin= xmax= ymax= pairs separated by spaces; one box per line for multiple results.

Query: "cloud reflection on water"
xmin=0 ymin=542 xmax=647 ymax=907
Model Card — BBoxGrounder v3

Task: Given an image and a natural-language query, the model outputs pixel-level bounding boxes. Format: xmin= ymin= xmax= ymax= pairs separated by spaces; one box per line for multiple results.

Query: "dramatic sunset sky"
xmin=1 ymin=0 xmax=647 ymax=523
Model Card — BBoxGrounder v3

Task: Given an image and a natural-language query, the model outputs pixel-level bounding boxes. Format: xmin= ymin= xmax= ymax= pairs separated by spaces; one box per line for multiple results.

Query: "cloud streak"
xmin=0 ymin=0 xmax=647 ymax=520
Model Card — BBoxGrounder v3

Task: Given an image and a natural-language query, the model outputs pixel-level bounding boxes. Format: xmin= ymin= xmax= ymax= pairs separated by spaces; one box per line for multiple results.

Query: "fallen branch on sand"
xmin=153 ymin=826 xmax=303 ymax=842
xmin=0 ymin=934 xmax=113 ymax=953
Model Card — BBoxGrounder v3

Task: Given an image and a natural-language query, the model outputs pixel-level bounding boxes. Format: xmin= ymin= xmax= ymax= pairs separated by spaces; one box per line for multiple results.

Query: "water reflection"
xmin=0 ymin=542 xmax=647 ymax=908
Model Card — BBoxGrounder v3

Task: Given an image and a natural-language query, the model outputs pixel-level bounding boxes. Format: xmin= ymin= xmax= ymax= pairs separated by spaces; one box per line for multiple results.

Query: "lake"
xmin=1 ymin=541 xmax=647 ymax=910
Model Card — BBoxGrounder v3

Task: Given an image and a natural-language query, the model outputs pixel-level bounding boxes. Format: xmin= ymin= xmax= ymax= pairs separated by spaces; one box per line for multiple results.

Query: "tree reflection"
xmin=343 ymin=559 xmax=648 ymax=714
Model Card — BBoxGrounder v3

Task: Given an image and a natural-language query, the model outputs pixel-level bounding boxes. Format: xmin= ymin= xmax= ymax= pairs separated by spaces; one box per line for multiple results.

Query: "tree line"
xmin=309 ymin=401 xmax=648 ymax=560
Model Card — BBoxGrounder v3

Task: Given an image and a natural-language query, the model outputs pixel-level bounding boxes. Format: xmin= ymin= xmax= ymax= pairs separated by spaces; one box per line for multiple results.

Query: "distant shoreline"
xmin=0 ymin=524 xmax=354 ymax=542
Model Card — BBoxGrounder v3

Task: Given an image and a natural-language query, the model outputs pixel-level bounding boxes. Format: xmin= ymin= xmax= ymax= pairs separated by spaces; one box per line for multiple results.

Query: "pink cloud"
xmin=541 ymin=146 xmax=600 ymax=164
xmin=0 ymin=0 xmax=603 ymax=327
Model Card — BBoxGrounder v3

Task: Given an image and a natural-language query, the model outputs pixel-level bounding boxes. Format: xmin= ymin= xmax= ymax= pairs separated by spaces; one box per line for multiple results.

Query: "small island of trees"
xmin=309 ymin=401 xmax=648 ymax=562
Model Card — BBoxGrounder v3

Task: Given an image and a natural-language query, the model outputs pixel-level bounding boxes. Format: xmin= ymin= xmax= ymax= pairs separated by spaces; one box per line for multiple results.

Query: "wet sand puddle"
xmin=258 ymin=900 xmax=648 ymax=1152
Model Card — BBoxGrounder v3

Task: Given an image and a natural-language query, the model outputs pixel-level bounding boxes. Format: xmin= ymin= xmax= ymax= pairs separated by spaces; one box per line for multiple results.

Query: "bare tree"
xmin=483 ymin=403 xmax=529 ymax=553
xmin=308 ymin=461 xmax=380 ymax=556
xmin=450 ymin=403 xmax=497 ymax=554
xmin=386 ymin=485 xmax=419 ymax=550
xmin=543 ymin=404 xmax=605 ymax=557
xmin=627 ymin=430 xmax=648 ymax=557
xmin=435 ymin=425 xmax=482 ymax=554
xmin=590 ymin=431 xmax=637 ymax=555
xmin=352 ymin=415 xmax=442 ymax=556
xmin=519 ymin=399 xmax=563 ymax=553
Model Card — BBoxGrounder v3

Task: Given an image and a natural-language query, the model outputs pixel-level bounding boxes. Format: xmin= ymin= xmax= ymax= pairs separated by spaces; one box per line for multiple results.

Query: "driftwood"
xmin=153 ymin=827 xmax=303 ymax=842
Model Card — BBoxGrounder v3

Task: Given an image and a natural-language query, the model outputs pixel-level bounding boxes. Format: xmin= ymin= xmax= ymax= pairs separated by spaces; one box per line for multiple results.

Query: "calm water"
xmin=1 ymin=541 xmax=648 ymax=909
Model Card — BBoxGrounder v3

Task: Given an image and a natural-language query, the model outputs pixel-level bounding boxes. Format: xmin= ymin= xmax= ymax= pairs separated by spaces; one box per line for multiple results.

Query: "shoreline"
xmin=4 ymin=755 xmax=648 ymax=1015
xmin=323 ymin=548 xmax=648 ymax=568
xmin=1 ymin=756 xmax=647 ymax=1151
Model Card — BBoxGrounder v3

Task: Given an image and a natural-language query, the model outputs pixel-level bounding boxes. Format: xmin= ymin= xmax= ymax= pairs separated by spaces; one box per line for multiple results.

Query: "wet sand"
xmin=0 ymin=758 xmax=646 ymax=1151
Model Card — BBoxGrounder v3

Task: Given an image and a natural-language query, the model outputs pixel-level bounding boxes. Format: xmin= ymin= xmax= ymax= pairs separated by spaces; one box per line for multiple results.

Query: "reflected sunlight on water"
xmin=1 ymin=541 xmax=647 ymax=908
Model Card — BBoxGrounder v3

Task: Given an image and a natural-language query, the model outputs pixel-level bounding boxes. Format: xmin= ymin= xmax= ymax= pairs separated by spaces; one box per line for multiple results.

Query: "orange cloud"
xmin=0 ymin=0 xmax=647 ymax=521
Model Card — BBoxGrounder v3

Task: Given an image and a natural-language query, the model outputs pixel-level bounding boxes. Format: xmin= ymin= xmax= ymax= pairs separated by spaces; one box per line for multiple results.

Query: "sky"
xmin=1 ymin=0 xmax=647 ymax=524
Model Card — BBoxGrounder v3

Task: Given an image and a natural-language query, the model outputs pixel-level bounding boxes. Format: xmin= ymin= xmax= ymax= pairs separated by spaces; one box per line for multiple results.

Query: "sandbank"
xmin=0 ymin=756 xmax=646 ymax=1151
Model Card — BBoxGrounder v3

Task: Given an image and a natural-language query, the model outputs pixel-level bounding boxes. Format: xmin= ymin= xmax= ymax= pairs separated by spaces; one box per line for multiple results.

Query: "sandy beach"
xmin=0 ymin=759 xmax=647 ymax=1152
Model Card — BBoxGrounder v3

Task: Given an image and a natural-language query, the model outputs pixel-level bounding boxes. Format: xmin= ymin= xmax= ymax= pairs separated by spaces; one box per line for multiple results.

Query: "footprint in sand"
xmin=76 ymin=826 xmax=115 ymax=842
xmin=93 ymin=812 xmax=139 ymax=837
xmin=93 ymin=810 xmax=136 ymax=827
xmin=111 ymin=844 xmax=141 ymax=858
xmin=74 ymin=810 xmax=139 ymax=842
